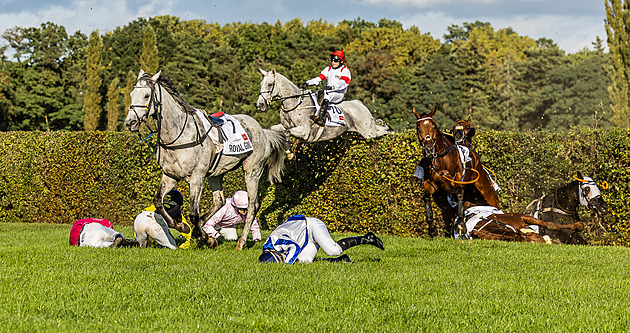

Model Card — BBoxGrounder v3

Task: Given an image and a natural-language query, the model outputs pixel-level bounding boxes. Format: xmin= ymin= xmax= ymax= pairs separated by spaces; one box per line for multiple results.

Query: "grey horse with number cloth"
xmin=125 ymin=70 xmax=287 ymax=250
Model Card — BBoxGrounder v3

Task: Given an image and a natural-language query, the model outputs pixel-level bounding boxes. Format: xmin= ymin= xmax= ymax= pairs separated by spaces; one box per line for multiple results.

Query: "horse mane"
xmin=140 ymin=73 xmax=196 ymax=115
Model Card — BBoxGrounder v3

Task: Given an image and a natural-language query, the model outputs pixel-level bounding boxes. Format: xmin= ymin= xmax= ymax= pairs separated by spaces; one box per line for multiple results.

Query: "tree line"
xmin=0 ymin=13 xmax=625 ymax=133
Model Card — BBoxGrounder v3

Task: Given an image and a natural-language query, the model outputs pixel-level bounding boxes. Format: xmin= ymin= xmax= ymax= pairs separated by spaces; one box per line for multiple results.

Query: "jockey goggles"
xmin=331 ymin=55 xmax=342 ymax=62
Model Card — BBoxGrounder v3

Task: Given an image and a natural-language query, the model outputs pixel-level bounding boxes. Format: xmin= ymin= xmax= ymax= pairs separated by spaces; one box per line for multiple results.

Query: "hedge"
xmin=0 ymin=127 xmax=628 ymax=245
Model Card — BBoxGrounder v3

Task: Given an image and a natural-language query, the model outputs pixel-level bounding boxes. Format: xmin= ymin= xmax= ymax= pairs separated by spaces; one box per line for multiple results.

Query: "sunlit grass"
xmin=1 ymin=223 xmax=629 ymax=332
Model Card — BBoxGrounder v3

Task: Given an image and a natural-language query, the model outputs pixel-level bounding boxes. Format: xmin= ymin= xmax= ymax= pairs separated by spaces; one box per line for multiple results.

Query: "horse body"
xmin=523 ymin=176 xmax=609 ymax=244
xmin=464 ymin=208 xmax=584 ymax=244
xmin=125 ymin=70 xmax=286 ymax=250
xmin=257 ymin=68 xmax=393 ymax=142
xmin=413 ymin=108 xmax=501 ymax=237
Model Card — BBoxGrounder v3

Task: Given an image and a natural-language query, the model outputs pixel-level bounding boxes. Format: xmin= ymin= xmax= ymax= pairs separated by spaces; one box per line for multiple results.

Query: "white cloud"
xmin=400 ymin=11 xmax=606 ymax=53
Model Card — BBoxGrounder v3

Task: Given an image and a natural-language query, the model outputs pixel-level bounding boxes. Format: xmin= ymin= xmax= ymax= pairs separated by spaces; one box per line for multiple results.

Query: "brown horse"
xmin=459 ymin=205 xmax=584 ymax=243
xmin=452 ymin=117 xmax=475 ymax=145
xmin=413 ymin=108 xmax=501 ymax=237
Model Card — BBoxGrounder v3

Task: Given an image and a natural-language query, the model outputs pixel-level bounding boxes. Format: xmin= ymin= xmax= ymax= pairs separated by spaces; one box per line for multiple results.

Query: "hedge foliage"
xmin=0 ymin=128 xmax=628 ymax=245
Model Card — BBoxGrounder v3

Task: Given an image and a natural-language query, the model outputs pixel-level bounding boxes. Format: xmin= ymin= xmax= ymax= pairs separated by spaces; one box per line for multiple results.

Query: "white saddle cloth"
xmin=195 ymin=109 xmax=253 ymax=155
xmin=309 ymin=92 xmax=346 ymax=127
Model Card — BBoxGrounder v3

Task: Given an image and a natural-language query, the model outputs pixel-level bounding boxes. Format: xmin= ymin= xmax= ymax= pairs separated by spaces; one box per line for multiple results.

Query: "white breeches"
xmin=297 ymin=218 xmax=343 ymax=263
xmin=219 ymin=226 xmax=238 ymax=241
xmin=80 ymin=223 xmax=122 ymax=248
xmin=134 ymin=211 xmax=177 ymax=250
xmin=324 ymin=91 xmax=344 ymax=104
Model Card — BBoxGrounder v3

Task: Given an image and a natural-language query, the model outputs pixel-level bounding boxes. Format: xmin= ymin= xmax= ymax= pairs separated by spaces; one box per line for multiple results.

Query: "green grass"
xmin=1 ymin=223 xmax=629 ymax=332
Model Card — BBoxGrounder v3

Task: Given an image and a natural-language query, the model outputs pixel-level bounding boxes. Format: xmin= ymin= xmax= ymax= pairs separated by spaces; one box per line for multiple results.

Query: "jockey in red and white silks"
xmin=305 ymin=51 xmax=352 ymax=104
xmin=69 ymin=218 xmax=123 ymax=248
xmin=201 ymin=190 xmax=261 ymax=242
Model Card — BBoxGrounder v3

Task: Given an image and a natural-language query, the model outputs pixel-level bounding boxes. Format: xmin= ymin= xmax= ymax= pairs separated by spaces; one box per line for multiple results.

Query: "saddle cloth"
xmin=454 ymin=206 xmax=505 ymax=239
xmin=195 ymin=109 xmax=253 ymax=155
xmin=309 ymin=92 xmax=346 ymax=127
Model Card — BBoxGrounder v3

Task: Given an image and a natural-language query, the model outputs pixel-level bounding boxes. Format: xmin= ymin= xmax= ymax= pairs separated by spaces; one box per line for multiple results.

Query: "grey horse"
xmin=256 ymin=68 xmax=393 ymax=142
xmin=125 ymin=70 xmax=286 ymax=250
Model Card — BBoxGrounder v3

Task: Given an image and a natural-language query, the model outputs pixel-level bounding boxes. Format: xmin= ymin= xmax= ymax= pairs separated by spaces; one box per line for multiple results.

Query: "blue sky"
xmin=0 ymin=0 xmax=607 ymax=54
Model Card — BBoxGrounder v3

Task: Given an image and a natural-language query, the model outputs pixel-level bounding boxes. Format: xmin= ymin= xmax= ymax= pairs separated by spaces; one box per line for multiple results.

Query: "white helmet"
xmin=231 ymin=190 xmax=248 ymax=209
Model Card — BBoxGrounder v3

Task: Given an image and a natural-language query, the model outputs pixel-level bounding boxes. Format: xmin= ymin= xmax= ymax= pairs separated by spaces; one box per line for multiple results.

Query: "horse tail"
xmin=263 ymin=128 xmax=287 ymax=184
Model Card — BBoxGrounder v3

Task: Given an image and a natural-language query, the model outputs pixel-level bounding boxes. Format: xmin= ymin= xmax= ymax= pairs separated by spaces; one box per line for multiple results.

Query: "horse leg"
xmin=456 ymin=188 xmax=467 ymax=237
xmin=423 ymin=192 xmax=436 ymax=237
xmin=153 ymin=175 xmax=187 ymax=231
xmin=235 ymin=164 xmax=264 ymax=251
xmin=196 ymin=176 xmax=226 ymax=244
xmin=519 ymin=214 xmax=584 ymax=232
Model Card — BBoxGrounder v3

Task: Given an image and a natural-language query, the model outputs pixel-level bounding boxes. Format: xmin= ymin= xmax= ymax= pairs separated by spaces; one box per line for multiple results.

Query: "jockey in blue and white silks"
xmin=260 ymin=215 xmax=384 ymax=264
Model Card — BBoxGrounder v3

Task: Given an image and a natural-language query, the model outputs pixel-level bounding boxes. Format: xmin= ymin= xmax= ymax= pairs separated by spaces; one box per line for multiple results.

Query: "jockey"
xmin=69 ymin=218 xmax=138 ymax=248
xmin=302 ymin=50 xmax=352 ymax=126
xmin=258 ymin=215 xmax=384 ymax=264
xmin=133 ymin=189 xmax=195 ymax=249
xmin=202 ymin=190 xmax=261 ymax=244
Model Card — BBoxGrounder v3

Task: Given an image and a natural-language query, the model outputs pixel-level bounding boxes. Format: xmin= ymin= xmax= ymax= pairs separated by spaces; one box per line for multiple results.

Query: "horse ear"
xmin=137 ymin=69 xmax=145 ymax=80
xmin=577 ymin=171 xmax=583 ymax=179
xmin=259 ymin=68 xmax=267 ymax=76
xmin=150 ymin=71 xmax=161 ymax=83
xmin=429 ymin=108 xmax=437 ymax=117
xmin=271 ymin=68 xmax=276 ymax=75
xmin=467 ymin=116 xmax=472 ymax=124
xmin=412 ymin=107 xmax=420 ymax=119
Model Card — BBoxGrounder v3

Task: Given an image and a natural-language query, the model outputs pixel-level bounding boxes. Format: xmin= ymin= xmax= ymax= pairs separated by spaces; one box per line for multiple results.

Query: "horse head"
xmin=575 ymin=174 xmax=609 ymax=216
xmin=125 ymin=69 xmax=161 ymax=132
xmin=256 ymin=68 xmax=278 ymax=111
xmin=453 ymin=117 xmax=475 ymax=144
xmin=413 ymin=107 xmax=441 ymax=155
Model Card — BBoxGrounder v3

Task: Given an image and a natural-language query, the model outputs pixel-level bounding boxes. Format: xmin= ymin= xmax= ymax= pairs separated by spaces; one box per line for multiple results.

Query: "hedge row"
xmin=0 ymin=128 xmax=628 ymax=245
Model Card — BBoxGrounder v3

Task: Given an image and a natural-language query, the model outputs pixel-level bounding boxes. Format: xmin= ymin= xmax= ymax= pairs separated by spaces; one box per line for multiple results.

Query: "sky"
xmin=0 ymin=0 xmax=607 ymax=54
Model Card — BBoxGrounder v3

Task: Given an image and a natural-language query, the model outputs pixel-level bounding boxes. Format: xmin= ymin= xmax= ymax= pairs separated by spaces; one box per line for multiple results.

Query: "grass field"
xmin=1 ymin=223 xmax=629 ymax=332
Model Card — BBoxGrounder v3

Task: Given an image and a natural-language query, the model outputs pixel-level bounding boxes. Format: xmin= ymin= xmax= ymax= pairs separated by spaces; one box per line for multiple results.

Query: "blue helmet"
xmin=259 ymin=249 xmax=283 ymax=263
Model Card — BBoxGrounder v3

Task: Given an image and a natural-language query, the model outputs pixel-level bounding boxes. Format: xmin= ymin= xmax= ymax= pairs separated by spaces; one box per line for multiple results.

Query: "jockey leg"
xmin=311 ymin=99 xmax=329 ymax=126
xmin=337 ymin=232 xmax=385 ymax=251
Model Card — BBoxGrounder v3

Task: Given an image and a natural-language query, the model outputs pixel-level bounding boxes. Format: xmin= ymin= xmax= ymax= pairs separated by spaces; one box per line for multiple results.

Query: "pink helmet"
xmin=231 ymin=190 xmax=248 ymax=209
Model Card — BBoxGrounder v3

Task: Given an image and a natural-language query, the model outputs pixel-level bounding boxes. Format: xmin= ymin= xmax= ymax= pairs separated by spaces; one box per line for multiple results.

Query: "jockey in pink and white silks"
xmin=259 ymin=215 xmax=384 ymax=264
xmin=202 ymin=190 xmax=261 ymax=242
xmin=69 ymin=218 xmax=137 ymax=248
xmin=303 ymin=50 xmax=351 ymax=126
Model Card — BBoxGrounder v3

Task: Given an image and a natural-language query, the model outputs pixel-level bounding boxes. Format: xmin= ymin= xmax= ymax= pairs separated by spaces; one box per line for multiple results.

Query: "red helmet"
xmin=331 ymin=50 xmax=345 ymax=63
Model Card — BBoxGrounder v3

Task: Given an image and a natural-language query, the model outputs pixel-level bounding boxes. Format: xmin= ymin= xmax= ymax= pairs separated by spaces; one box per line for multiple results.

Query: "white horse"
xmin=125 ymin=70 xmax=286 ymax=251
xmin=256 ymin=68 xmax=393 ymax=142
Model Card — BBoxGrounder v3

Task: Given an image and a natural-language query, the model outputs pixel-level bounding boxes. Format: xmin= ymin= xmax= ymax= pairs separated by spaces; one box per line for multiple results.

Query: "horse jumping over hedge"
xmin=413 ymin=107 xmax=501 ymax=237
xmin=523 ymin=174 xmax=609 ymax=244
xmin=256 ymin=68 xmax=393 ymax=143
xmin=125 ymin=70 xmax=287 ymax=250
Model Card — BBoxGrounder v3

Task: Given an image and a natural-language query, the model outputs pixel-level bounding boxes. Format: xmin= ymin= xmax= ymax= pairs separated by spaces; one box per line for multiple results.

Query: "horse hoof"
xmin=287 ymin=152 xmax=294 ymax=160
xmin=206 ymin=238 xmax=218 ymax=249
xmin=575 ymin=222 xmax=585 ymax=231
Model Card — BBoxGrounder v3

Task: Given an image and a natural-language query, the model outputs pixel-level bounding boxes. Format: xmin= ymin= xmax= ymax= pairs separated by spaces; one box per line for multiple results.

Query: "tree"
xmin=605 ymin=0 xmax=630 ymax=127
xmin=84 ymin=30 xmax=103 ymax=131
xmin=140 ymin=25 xmax=159 ymax=73
xmin=106 ymin=77 xmax=121 ymax=131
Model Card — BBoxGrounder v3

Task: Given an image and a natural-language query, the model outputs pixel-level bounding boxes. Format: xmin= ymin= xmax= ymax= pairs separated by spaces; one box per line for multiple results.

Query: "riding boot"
xmin=310 ymin=99 xmax=329 ymax=126
xmin=317 ymin=254 xmax=352 ymax=263
xmin=337 ymin=232 xmax=385 ymax=251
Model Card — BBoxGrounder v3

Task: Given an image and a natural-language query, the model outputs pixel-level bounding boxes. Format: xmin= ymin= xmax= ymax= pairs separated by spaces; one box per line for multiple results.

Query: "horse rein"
xmin=419 ymin=116 xmax=480 ymax=185
xmin=259 ymin=75 xmax=312 ymax=112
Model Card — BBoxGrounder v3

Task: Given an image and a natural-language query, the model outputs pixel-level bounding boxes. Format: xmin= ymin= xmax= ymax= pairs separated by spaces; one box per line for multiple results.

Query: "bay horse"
xmin=256 ymin=68 xmax=393 ymax=143
xmin=125 ymin=70 xmax=287 ymax=251
xmin=523 ymin=174 xmax=609 ymax=244
xmin=458 ymin=205 xmax=584 ymax=244
xmin=452 ymin=117 xmax=475 ymax=145
xmin=413 ymin=107 xmax=501 ymax=237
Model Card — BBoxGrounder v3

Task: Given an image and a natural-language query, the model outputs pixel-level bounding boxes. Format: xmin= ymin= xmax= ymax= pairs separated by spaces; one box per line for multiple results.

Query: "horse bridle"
xmin=417 ymin=117 xmax=457 ymax=158
xmin=259 ymin=74 xmax=310 ymax=112
xmin=129 ymin=79 xmax=210 ymax=151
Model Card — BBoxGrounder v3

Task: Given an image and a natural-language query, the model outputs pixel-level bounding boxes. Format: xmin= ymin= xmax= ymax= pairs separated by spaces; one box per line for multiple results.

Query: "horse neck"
xmin=552 ymin=182 xmax=580 ymax=212
xmin=155 ymin=85 xmax=193 ymax=142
